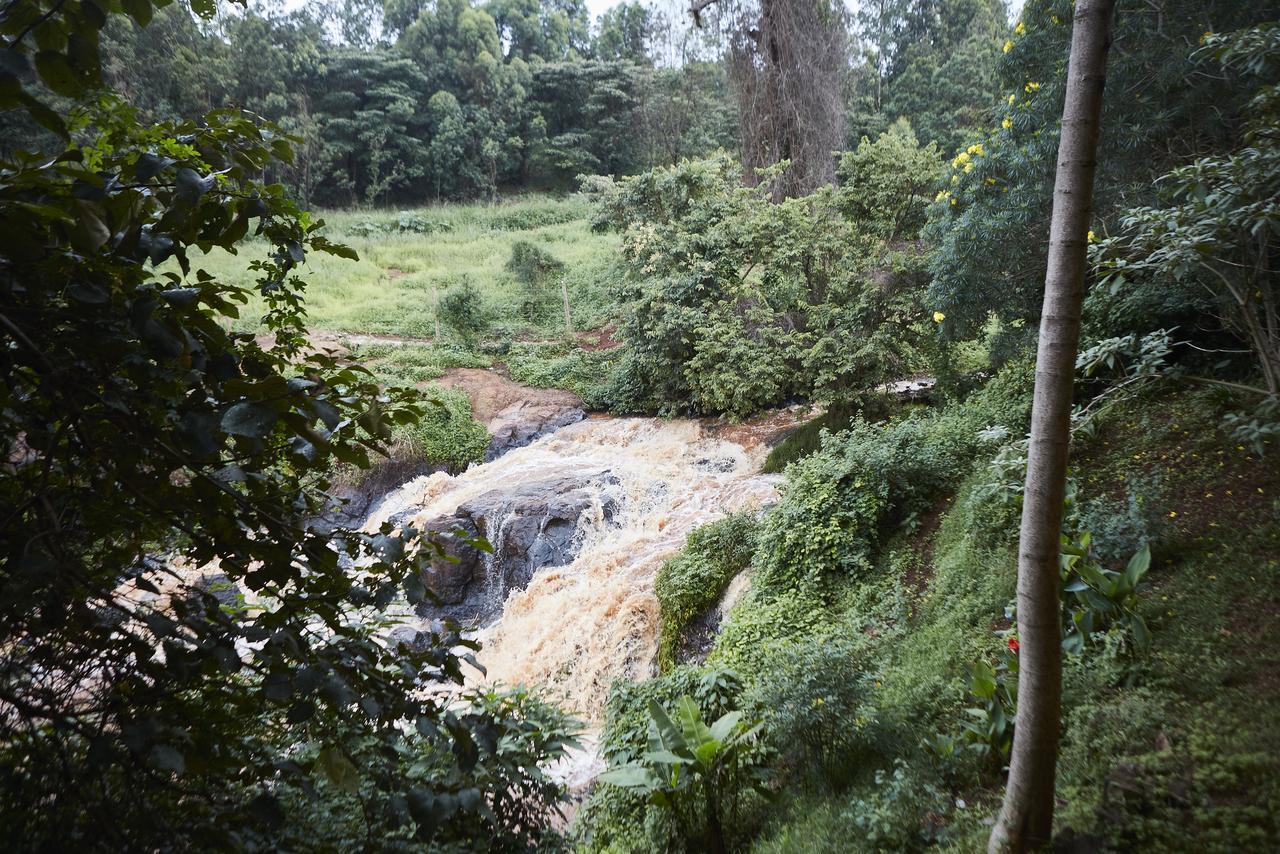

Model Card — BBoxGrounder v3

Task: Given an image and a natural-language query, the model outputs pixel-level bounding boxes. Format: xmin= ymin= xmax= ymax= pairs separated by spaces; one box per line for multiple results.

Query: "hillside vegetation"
xmin=3 ymin=0 xmax=1278 ymax=851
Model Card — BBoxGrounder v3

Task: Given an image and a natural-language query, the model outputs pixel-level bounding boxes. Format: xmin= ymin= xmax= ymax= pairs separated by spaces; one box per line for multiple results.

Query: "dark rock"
xmin=416 ymin=471 xmax=620 ymax=624
xmin=485 ymin=403 xmax=585 ymax=461
xmin=311 ymin=456 xmax=441 ymax=535
xmin=195 ymin=572 xmax=240 ymax=607
xmin=676 ymin=604 xmax=724 ymax=667
xmin=387 ymin=625 xmax=432 ymax=653
xmin=695 ymin=456 xmax=737 ymax=473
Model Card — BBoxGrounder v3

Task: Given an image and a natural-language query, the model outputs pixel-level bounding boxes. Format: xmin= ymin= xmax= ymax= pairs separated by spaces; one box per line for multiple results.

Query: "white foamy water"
xmin=365 ymin=415 xmax=781 ymax=720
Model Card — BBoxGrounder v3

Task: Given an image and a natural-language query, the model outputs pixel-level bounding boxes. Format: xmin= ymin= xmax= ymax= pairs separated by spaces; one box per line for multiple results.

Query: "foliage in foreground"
xmin=0 ymin=3 xmax=572 ymax=848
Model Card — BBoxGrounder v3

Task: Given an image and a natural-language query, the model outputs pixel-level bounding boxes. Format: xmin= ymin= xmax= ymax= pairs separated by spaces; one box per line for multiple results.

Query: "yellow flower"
xmin=1024 ymin=81 xmax=1041 ymax=93
xmin=1087 ymin=230 xmax=1096 ymax=243
xmin=1168 ymin=511 xmax=1178 ymax=518
xmin=1051 ymin=15 xmax=1061 ymax=25
xmin=933 ymin=311 xmax=946 ymax=323
xmin=1008 ymin=93 xmax=1016 ymax=105
xmin=950 ymin=197 xmax=957 ymax=205
xmin=1002 ymin=117 xmax=1012 ymax=130
xmin=967 ymin=143 xmax=984 ymax=156
xmin=935 ymin=190 xmax=948 ymax=201
xmin=963 ymin=162 xmax=974 ymax=173
xmin=1003 ymin=40 xmax=1013 ymax=53
xmin=1015 ymin=20 xmax=1026 ymax=36
xmin=1200 ymin=30 xmax=1213 ymax=44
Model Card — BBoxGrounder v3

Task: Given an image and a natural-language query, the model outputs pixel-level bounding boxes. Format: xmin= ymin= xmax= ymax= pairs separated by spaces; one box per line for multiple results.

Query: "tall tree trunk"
xmin=988 ymin=1 xmax=1116 ymax=851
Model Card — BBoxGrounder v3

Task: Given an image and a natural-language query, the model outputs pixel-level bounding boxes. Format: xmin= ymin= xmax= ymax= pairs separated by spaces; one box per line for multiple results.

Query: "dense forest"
xmin=2 ymin=0 xmax=1279 ymax=852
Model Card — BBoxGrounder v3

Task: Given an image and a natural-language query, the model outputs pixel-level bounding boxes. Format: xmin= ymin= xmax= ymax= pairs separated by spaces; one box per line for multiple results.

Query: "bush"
xmin=709 ymin=590 xmax=829 ymax=676
xmin=486 ymin=204 xmax=579 ymax=231
xmin=1074 ymin=474 xmax=1163 ymax=565
xmin=504 ymin=344 xmax=623 ymax=409
xmin=574 ymin=668 xmax=744 ymax=853
xmin=275 ymin=686 xmax=580 ymax=852
xmin=437 ymin=277 xmax=489 ymax=344
xmin=753 ymin=413 xmax=977 ymax=595
xmin=397 ymin=383 xmax=489 ymax=471
xmin=506 ymin=240 xmax=565 ymax=322
xmin=654 ymin=514 xmax=758 ymax=671
xmin=348 ymin=211 xmax=453 ymax=237
xmin=743 ymin=634 xmax=885 ymax=781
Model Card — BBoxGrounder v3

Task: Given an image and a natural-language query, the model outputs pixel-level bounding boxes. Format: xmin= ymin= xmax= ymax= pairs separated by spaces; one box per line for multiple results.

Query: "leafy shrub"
xmin=506 ymin=240 xmax=565 ymax=322
xmin=654 ymin=514 xmax=758 ymax=671
xmin=504 ymin=344 xmax=623 ymax=409
xmin=958 ymin=653 xmax=1018 ymax=761
xmin=1223 ymin=393 xmax=1280 ymax=455
xmin=753 ymin=413 xmax=979 ymax=595
xmin=836 ymin=118 xmax=942 ymax=242
xmin=1074 ymin=475 xmax=1163 ymax=565
xmin=397 ymin=383 xmax=489 ymax=472
xmin=486 ymin=204 xmax=579 ymax=231
xmin=709 ymin=591 xmax=829 ymax=676
xmin=590 ymin=152 xmax=936 ymax=417
xmin=437 ymin=277 xmax=488 ymax=344
xmin=576 ymin=668 xmax=743 ymax=853
xmin=599 ymin=696 xmax=769 ymax=854
xmin=743 ymin=634 xmax=885 ymax=781
xmin=348 ymin=211 xmax=454 ymax=237
xmin=841 ymin=759 xmax=958 ymax=850
xmin=1059 ymin=536 xmax=1153 ymax=656
xmin=276 ymin=686 xmax=580 ymax=852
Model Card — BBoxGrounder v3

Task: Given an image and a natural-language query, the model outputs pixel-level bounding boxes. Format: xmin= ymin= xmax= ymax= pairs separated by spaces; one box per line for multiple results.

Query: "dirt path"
xmin=435 ymin=368 xmax=583 ymax=423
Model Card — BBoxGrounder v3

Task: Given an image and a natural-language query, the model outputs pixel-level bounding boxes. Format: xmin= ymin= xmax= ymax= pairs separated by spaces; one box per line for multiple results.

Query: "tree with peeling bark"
xmin=989 ymin=1 xmax=1117 ymax=851
xmin=690 ymin=0 xmax=849 ymax=199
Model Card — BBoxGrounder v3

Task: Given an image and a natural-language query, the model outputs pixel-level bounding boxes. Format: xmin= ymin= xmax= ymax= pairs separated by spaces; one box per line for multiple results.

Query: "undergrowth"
xmin=579 ymin=374 xmax=1280 ymax=852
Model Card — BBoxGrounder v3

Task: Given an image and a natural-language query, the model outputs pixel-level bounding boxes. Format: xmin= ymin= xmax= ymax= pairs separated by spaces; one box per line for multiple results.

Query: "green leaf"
xmin=175 ymin=167 xmax=212 ymax=204
xmin=708 ymin=710 xmax=742 ymax=743
xmin=1124 ymin=544 xmax=1151 ymax=588
xmin=123 ymin=0 xmax=154 ymax=26
xmin=969 ymin=660 xmax=996 ymax=699
xmin=189 ymin=0 xmax=216 ymax=18
xmin=599 ymin=765 xmax=653 ymax=788
xmin=1131 ymin=615 xmax=1151 ymax=651
xmin=16 ymin=92 xmax=67 ymax=138
xmin=34 ymin=52 xmax=81 ymax=98
xmin=222 ymin=401 xmax=277 ymax=438
xmin=316 ymin=746 xmax=360 ymax=794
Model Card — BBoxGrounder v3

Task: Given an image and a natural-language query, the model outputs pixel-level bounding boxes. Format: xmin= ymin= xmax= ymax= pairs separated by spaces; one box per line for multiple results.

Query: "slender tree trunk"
xmin=989 ymin=2 xmax=1116 ymax=851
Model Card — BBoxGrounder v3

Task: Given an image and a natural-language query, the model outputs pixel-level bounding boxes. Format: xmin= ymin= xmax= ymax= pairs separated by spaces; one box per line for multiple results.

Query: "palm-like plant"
xmin=600 ymin=696 xmax=768 ymax=853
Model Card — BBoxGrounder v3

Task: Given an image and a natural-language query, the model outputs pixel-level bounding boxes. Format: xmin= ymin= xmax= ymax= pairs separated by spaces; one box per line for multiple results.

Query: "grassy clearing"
xmin=184 ymin=195 xmax=621 ymax=340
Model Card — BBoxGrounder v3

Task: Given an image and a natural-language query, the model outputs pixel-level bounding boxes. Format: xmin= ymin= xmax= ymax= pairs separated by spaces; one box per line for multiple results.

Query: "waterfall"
xmin=365 ymin=415 xmax=782 ymax=720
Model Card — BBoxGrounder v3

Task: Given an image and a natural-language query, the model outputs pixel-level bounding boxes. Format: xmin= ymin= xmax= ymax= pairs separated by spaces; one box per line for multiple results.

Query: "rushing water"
xmin=364 ymin=415 xmax=782 ymax=720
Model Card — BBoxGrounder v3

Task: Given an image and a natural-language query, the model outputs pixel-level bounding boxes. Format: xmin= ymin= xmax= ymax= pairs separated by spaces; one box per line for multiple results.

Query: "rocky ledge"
xmin=413 ymin=470 xmax=620 ymax=624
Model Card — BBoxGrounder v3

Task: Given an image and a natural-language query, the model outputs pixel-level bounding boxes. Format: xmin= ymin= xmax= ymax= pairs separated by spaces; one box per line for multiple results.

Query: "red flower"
xmin=1007 ymin=637 xmax=1020 ymax=652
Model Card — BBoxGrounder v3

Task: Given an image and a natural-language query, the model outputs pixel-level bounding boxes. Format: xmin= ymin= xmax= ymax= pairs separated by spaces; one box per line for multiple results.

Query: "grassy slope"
xmin=181 ymin=196 xmax=620 ymax=340
xmin=752 ymin=388 xmax=1280 ymax=851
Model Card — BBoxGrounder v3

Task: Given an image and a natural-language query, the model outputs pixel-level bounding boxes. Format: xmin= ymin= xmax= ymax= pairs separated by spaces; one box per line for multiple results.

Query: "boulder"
xmin=416 ymin=471 xmax=619 ymax=624
xmin=485 ymin=401 xmax=585 ymax=461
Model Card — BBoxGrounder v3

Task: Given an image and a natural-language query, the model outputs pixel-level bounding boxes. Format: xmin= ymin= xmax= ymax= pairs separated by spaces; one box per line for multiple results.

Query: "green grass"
xmin=180 ymin=195 xmax=621 ymax=340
